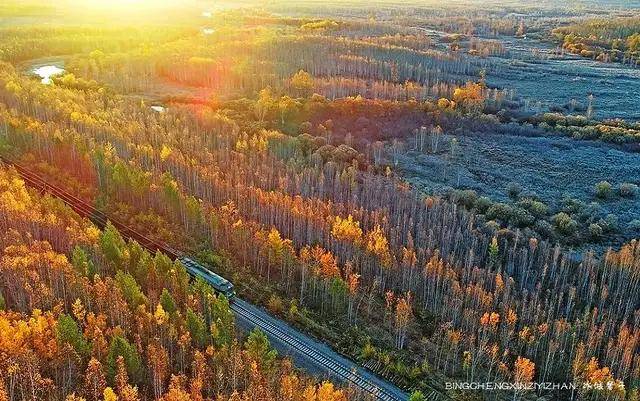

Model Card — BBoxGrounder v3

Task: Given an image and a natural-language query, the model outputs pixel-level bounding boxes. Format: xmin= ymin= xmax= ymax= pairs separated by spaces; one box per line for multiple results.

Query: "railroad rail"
xmin=231 ymin=299 xmax=422 ymax=401
xmin=0 ymin=155 xmax=447 ymax=401
xmin=0 ymin=155 xmax=180 ymax=259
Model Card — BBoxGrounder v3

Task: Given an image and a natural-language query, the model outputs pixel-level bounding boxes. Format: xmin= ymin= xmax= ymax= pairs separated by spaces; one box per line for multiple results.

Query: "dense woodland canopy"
xmin=0 ymin=164 xmax=352 ymax=401
xmin=1 ymin=1 xmax=640 ymax=401
xmin=553 ymin=17 xmax=640 ymax=64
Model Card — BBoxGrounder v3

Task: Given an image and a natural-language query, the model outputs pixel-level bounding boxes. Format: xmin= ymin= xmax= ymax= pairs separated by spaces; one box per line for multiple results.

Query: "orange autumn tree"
xmin=572 ymin=344 xmax=626 ymax=397
xmin=0 ymin=160 xmax=352 ymax=401
xmin=514 ymin=356 xmax=535 ymax=384
xmin=83 ymin=358 xmax=107 ymax=401
xmin=160 ymin=375 xmax=191 ymax=401
xmin=452 ymin=81 xmax=485 ymax=112
xmin=512 ymin=356 xmax=535 ymax=401
xmin=1 ymin=12 xmax=640 ymax=398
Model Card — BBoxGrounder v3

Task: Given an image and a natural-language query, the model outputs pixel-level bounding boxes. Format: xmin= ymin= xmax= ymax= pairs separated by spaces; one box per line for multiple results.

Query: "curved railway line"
xmin=0 ymin=155 xmax=448 ymax=401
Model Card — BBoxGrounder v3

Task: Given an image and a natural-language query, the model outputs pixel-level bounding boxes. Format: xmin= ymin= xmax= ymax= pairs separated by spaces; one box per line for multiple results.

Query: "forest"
xmin=552 ymin=17 xmax=640 ymax=65
xmin=0 ymin=161 xmax=353 ymax=401
xmin=1 ymin=1 xmax=640 ymax=401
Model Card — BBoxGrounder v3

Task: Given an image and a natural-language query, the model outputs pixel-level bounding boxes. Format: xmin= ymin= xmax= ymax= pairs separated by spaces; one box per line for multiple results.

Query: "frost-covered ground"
xmin=485 ymin=36 xmax=640 ymax=121
xmin=410 ymin=26 xmax=640 ymax=121
xmin=395 ymin=132 xmax=640 ymax=242
xmin=392 ymin=30 xmax=640 ymax=246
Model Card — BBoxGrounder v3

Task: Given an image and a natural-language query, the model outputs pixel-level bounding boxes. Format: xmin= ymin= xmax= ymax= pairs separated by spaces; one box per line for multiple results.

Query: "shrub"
xmin=519 ymin=190 xmax=540 ymax=201
xmin=506 ymin=182 xmax=523 ymax=199
xmin=288 ymin=300 xmax=299 ymax=319
xmin=581 ymin=202 xmax=603 ymax=223
xmin=518 ymin=198 xmax=548 ymax=217
xmin=409 ymin=391 xmax=426 ymax=401
xmin=601 ymin=214 xmax=619 ymax=233
xmin=482 ymin=220 xmax=500 ymax=235
xmin=627 ymin=219 xmax=640 ymax=231
xmin=534 ymin=220 xmax=554 ymax=237
xmin=509 ymin=207 xmax=535 ymax=227
xmin=450 ymin=189 xmax=478 ymax=209
xmin=595 ymin=181 xmax=613 ymax=198
xmin=529 ymin=200 xmax=549 ymax=217
xmin=562 ymin=197 xmax=586 ymax=214
xmin=552 ymin=212 xmax=578 ymax=236
xmin=360 ymin=340 xmax=377 ymax=360
xmin=474 ymin=196 xmax=492 ymax=213
xmin=619 ymin=182 xmax=638 ymax=198
xmin=299 ymin=121 xmax=313 ymax=134
xmin=588 ymin=223 xmax=603 ymax=238
xmin=267 ymin=294 xmax=284 ymax=314
xmin=486 ymin=203 xmax=513 ymax=223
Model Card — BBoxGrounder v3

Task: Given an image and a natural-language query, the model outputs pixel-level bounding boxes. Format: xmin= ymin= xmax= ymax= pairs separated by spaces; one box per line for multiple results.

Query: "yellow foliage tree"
xmin=452 ymin=81 xmax=485 ymax=112
xmin=331 ymin=215 xmax=363 ymax=243
xmin=365 ymin=225 xmax=392 ymax=267
xmin=290 ymin=70 xmax=314 ymax=97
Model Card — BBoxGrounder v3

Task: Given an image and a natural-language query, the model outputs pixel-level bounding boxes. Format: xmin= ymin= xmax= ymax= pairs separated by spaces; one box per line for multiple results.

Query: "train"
xmin=178 ymin=257 xmax=236 ymax=300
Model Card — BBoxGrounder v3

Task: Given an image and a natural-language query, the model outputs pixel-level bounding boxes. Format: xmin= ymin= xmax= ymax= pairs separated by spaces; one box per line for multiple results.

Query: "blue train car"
xmin=179 ymin=257 xmax=236 ymax=300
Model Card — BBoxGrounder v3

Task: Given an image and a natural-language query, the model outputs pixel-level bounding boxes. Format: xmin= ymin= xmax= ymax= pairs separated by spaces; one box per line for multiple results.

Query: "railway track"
xmin=232 ymin=299 xmax=413 ymax=401
xmin=0 ymin=155 xmax=180 ymax=258
xmin=0 ymin=155 xmax=447 ymax=401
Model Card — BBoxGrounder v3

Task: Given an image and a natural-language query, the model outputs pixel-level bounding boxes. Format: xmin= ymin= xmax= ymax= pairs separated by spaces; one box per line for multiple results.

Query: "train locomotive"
xmin=179 ymin=257 xmax=236 ymax=300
